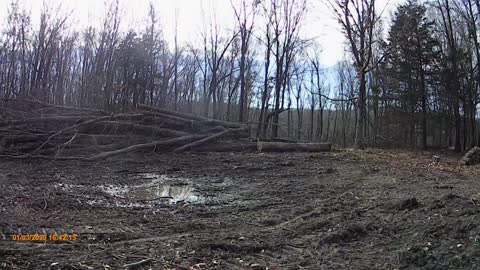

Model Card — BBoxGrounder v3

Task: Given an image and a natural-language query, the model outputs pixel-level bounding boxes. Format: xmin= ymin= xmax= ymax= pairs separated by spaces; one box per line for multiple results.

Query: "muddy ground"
xmin=1 ymin=149 xmax=480 ymax=269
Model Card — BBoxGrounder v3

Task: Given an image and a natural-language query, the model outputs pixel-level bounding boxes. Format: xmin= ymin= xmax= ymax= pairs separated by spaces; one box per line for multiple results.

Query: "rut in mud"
xmin=1 ymin=149 xmax=480 ymax=269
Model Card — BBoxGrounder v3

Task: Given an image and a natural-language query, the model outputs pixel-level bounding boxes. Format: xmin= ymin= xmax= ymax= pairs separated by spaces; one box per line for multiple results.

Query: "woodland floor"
xmin=1 ymin=149 xmax=480 ymax=269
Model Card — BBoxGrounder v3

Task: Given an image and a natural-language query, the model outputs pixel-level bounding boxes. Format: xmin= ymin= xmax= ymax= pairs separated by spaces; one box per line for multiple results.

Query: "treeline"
xmin=321 ymin=0 xmax=480 ymax=151
xmin=0 ymin=0 xmax=479 ymax=151
xmin=365 ymin=0 xmax=480 ymax=151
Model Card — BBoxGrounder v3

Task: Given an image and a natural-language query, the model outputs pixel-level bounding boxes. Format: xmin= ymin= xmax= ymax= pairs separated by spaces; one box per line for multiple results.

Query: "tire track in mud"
xmin=3 ymin=151 xmax=480 ymax=269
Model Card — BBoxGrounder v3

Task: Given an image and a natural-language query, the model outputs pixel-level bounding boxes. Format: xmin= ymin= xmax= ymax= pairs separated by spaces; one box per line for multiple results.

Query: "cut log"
xmin=139 ymin=111 xmax=204 ymax=127
xmin=173 ymin=127 xmax=247 ymax=153
xmin=85 ymin=121 xmax=189 ymax=137
xmin=192 ymin=142 xmax=258 ymax=152
xmin=193 ymin=141 xmax=332 ymax=152
xmin=138 ymin=117 xmax=194 ymax=131
xmin=1 ymin=135 xmax=48 ymax=147
xmin=0 ymin=128 xmax=44 ymax=135
xmin=256 ymin=142 xmax=332 ymax=152
xmin=58 ymin=134 xmax=148 ymax=145
xmin=0 ymin=113 xmax=144 ymax=128
xmin=4 ymin=97 xmax=107 ymax=114
xmin=0 ymin=154 xmax=87 ymax=160
xmin=267 ymin=137 xmax=300 ymax=143
xmin=201 ymin=126 xmax=227 ymax=134
xmin=31 ymin=115 xmax=113 ymax=154
xmin=42 ymin=142 xmax=139 ymax=157
xmin=138 ymin=104 xmax=243 ymax=128
xmin=0 ymin=98 xmax=333 ymax=159
xmin=0 ymin=142 xmax=51 ymax=154
xmin=40 ymin=113 xmax=106 ymax=118
xmin=0 ymin=115 xmax=96 ymax=127
xmin=88 ymin=134 xmax=208 ymax=161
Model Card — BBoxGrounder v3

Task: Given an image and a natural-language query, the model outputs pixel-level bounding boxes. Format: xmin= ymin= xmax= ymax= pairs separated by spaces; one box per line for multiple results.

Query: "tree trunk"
xmin=354 ymin=70 xmax=366 ymax=149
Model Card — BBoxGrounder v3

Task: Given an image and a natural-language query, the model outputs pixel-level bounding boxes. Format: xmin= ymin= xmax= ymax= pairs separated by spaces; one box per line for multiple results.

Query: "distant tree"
xmin=329 ymin=0 xmax=382 ymax=148
xmin=232 ymin=0 xmax=258 ymax=122
xmin=436 ymin=0 xmax=462 ymax=152
xmin=387 ymin=0 xmax=439 ymax=149
xmin=268 ymin=0 xmax=307 ymax=138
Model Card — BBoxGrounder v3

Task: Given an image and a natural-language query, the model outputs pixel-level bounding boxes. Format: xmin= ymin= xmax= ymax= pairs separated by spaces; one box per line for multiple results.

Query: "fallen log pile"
xmin=0 ymin=98 xmax=331 ymax=160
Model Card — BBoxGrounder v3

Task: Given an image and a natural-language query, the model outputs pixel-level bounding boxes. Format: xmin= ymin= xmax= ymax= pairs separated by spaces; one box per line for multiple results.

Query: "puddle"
xmin=98 ymin=181 xmax=205 ymax=204
xmin=98 ymin=185 xmax=129 ymax=197
xmin=55 ymin=173 xmax=207 ymax=208
xmin=128 ymin=184 xmax=205 ymax=204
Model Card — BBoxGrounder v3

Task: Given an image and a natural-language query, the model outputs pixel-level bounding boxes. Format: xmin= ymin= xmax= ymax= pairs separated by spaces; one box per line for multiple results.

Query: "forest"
xmin=5 ymin=1 xmax=480 ymax=269
xmin=1 ymin=0 xmax=480 ymax=152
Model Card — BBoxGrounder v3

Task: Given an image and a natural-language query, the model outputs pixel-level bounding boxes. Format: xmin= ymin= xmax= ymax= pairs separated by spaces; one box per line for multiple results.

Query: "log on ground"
xmin=0 ymin=115 xmax=97 ymax=127
xmin=173 ymin=127 xmax=248 ymax=153
xmin=257 ymin=142 xmax=332 ymax=152
xmin=1 ymin=135 xmax=48 ymax=147
xmin=257 ymin=141 xmax=332 ymax=152
xmin=84 ymin=121 xmax=189 ymax=137
xmin=193 ymin=141 xmax=332 ymax=152
xmin=192 ymin=142 xmax=258 ymax=152
xmin=138 ymin=104 xmax=243 ymax=128
xmin=88 ymin=134 xmax=208 ymax=161
xmin=58 ymin=134 xmax=149 ymax=146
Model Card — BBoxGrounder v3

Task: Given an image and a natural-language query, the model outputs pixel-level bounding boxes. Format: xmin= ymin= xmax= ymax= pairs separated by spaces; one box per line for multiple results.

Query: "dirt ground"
xmin=1 ymin=149 xmax=480 ymax=270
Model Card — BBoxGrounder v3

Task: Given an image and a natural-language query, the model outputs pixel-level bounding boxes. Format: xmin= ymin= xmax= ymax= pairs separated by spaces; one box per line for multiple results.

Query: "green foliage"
xmin=386 ymin=0 xmax=439 ymax=112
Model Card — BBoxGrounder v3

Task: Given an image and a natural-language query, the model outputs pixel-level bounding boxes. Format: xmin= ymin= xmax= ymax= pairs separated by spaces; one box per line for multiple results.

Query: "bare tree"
xmin=257 ymin=15 xmax=273 ymax=139
xmin=329 ymin=0 xmax=380 ymax=148
xmin=436 ymin=0 xmax=462 ymax=152
xmin=268 ymin=0 xmax=307 ymax=137
xmin=232 ymin=0 xmax=258 ymax=122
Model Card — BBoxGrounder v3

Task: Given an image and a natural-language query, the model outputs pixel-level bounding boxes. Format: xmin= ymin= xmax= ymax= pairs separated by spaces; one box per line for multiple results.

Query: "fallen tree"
xmin=173 ymin=127 xmax=247 ymax=153
xmin=88 ymin=134 xmax=208 ymax=161
xmin=138 ymin=104 xmax=243 ymax=128
xmin=256 ymin=142 xmax=332 ymax=152
xmin=193 ymin=141 xmax=332 ymax=152
xmin=0 ymin=98 xmax=332 ymax=160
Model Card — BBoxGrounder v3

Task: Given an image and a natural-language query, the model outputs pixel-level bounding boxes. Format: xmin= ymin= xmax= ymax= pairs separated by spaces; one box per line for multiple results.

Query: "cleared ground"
xmin=1 ymin=149 xmax=480 ymax=269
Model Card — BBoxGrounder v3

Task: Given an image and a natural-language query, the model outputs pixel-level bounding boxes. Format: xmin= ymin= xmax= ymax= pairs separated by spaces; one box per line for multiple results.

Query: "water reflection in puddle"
xmin=99 ymin=173 xmax=205 ymax=205
xmin=56 ymin=173 xmax=206 ymax=208
xmin=128 ymin=184 xmax=205 ymax=204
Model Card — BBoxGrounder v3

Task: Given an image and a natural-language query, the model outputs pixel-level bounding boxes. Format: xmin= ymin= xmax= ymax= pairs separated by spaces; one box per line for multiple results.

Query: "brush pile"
xmin=460 ymin=146 xmax=480 ymax=166
xmin=0 ymin=98 xmax=331 ymax=160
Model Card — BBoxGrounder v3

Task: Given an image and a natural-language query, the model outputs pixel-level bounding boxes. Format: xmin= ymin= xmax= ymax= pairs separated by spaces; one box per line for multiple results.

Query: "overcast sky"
xmin=0 ymin=0 xmax=406 ymax=67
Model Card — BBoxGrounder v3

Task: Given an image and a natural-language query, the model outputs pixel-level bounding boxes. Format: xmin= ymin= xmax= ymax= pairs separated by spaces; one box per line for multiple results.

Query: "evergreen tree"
xmin=386 ymin=0 xmax=439 ymax=148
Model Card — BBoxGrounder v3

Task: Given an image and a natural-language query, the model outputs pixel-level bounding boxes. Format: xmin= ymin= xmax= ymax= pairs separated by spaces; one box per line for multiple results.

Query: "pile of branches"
xmin=0 ymin=98 xmax=331 ymax=161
